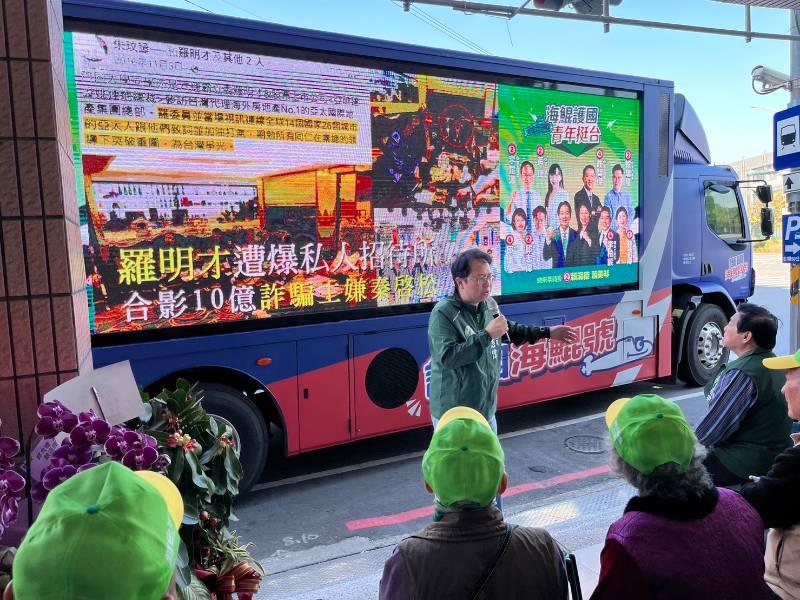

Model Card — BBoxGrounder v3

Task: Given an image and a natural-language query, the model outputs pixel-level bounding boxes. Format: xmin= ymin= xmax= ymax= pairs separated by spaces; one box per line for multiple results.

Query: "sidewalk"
xmin=258 ymin=477 xmax=633 ymax=599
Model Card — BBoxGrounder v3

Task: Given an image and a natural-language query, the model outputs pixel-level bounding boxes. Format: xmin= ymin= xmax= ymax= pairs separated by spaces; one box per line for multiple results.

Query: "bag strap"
xmin=470 ymin=523 xmax=516 ymax=600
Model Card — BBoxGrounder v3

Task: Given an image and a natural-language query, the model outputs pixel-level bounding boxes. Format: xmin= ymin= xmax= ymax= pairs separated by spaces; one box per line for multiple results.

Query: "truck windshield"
xmin=704 ymin=185 xmax=743 ymax=243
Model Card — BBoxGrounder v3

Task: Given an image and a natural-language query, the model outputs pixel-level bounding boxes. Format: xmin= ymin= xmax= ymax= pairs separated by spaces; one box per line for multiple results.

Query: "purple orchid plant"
xmin=30 ymin=401 xmax=168 ymax=505
xmin=0 ymin=427 xmax=25 ymax=541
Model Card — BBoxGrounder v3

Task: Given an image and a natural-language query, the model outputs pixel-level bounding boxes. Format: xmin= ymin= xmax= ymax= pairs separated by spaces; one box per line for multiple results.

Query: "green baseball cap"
xmin=422 ymin=406 xmax=504 ymax=507
xmin=13 ymin=461 xmax=183 ymax=599
xmin=764 ymin=348 xmax=800 ymax=370
xmin=605 ymin=394 xmax=696 ymax=475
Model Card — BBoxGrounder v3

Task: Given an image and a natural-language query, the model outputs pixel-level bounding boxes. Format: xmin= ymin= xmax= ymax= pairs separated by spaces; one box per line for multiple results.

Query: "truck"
xmin=62 ymin=0 xmax=773 ymax=492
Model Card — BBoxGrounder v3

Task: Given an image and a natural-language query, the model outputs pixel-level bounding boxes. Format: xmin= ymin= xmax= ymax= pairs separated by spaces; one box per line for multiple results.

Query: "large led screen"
xmin=64 ymin=31 xmax=640 ymax=335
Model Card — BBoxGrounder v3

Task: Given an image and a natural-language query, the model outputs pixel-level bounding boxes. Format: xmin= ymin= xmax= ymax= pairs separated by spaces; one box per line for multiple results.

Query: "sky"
xmin=120 ymin=0 xmax=795 ymax=165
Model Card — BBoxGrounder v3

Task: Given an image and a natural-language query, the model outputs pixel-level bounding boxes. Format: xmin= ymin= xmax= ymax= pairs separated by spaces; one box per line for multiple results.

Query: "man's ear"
xmin=498 ymin=472 xmax=508 ymax=495
xmin=3 ymin=580 xmax=14 ymax=600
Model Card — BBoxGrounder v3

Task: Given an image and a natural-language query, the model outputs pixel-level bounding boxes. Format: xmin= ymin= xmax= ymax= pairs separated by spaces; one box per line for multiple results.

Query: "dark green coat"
xmin=704 ymin=348 xmax=791 ymax=479
xmin=427 ymin=295 xmax=548 ymax=420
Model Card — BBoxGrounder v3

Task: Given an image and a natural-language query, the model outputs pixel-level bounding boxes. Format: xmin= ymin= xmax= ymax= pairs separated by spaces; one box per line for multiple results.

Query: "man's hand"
xmin=549 ymin=325 xmax=578 ymax=344
xmin=485 ymin=315 xmax=509 ymax=340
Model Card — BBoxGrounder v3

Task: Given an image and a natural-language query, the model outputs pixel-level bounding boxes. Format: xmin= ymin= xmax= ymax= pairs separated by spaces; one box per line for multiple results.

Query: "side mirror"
xmin=760 ymin=206 xmax=774 ymax=238
xmin=755 ymin=185 xmax=773 ymax=205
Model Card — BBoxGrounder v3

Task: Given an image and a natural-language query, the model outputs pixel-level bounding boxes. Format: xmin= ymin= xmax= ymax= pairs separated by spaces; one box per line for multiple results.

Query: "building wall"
xmin=0 ymin=0 xmax=91 ymax=490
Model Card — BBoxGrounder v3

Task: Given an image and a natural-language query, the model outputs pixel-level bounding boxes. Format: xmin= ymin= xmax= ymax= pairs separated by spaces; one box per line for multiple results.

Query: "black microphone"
xmin=486 ymin=296 xmax=511 ymax=344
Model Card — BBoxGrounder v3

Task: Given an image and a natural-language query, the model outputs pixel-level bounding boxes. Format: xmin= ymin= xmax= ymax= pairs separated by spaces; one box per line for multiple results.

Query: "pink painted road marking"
xmin=345 ymin=464 xmax=611 ymax=531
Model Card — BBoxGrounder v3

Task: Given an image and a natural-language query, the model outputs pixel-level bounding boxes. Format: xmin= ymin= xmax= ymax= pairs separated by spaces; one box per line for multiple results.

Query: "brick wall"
xmin=0 ymin=0 xmax=92 ymax=457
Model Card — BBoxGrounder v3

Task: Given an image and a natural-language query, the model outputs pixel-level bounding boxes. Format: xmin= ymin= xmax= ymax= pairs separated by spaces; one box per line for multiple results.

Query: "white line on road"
xmin=250 ymin=389 xmax=705 ymax=493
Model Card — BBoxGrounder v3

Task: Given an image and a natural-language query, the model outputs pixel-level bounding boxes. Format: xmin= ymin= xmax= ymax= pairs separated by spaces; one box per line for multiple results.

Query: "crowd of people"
xmin=376 ymin=249 xmax=800 ymax=599
xmin=503 ymin=162 xmax=638 ymax=273
xmin=8 ymin=249 xmax=800 ymax=600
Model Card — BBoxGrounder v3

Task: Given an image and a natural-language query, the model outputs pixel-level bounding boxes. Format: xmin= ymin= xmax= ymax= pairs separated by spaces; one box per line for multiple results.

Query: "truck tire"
xmin=678 ymin=303 xmax=729 ymax=387
xmin=197 ymin=382 xmax=268 ymax=495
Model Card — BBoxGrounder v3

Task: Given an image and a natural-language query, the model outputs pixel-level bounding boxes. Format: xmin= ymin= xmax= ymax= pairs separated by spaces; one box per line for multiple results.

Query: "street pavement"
xmin=242 ymin=253 xmax=792 ymax=599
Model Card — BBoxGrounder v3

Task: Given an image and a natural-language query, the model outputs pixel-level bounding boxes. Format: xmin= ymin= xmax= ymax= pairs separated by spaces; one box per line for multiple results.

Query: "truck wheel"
xmin=678 ymin=304 xmax=729 ymax=387
xmin=197 ymin=382 xmax=268 ymax=495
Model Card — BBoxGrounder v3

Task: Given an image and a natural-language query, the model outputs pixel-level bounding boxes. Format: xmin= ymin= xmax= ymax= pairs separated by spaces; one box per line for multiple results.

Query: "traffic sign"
xmin=775 ymin=105 xmax=800 ymax=171
xmin=785 ymin=173 xmax=800 ymax=194
xmin=783 ymin=214 xmax=800 ymax=263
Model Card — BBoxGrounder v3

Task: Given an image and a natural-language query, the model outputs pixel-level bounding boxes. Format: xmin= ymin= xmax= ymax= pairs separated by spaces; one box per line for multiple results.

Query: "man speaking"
xmin=427 ymin=248 xmax=577 ymax=431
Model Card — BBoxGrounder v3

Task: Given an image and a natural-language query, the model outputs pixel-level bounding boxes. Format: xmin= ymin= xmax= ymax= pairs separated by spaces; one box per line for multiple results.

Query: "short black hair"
xmin=736 ymin=303 xmax=779 ymax=350
xmin=583 ymin=165 xmax=596 ymax=177
xmin=612 ymin=164 xmax=624 ymax=175
xmin=533 ymin=204 xmax=547 ymax=218
xmin=615 ymin=206 xmax=628 ymax=218
xmin=600 ymin=206 xmax=612 ymax=217
xmin=451 ymin=248 xmax=492 ymax=281
xmin=520 ymin=160 xmax=535 ymax=174
xmin=511 ymin=207 xmax=528 ymax=224
xmin=557 ymin=200 xmax=572 ymax=215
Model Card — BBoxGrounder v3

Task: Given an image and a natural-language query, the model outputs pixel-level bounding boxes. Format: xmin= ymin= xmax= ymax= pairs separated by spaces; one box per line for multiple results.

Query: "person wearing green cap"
xmin=695 ymin=304 xmax=791 ymax=487
xmin=427 ymin=248 xmax=577 ymax=426
xmin=5 ymin=461 xmax=183 ymax=600
xmin=741 ymin=348 xmax=800 ymax=599
xmin=378 ymin=406 xmax=568 ymax=600
xmin=592 ymin=394 xmax=773 ymax=600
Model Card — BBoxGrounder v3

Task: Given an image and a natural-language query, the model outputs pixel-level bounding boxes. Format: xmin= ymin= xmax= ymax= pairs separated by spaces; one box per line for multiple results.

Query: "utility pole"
xmin=790 ymin=10 xmax=800 ymax=353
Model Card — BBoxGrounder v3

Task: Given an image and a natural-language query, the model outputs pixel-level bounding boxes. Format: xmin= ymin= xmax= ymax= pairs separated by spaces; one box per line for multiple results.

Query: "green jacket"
xmin=427 ymin=294 xmax=548 ymax=420
xmin=704 ymin=348 xmax=791 ymax=479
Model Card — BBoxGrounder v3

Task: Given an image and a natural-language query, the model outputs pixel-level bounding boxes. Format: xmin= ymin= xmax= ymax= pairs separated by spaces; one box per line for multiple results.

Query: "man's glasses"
xmin=467 ymin=274 xmax=494 ymax=283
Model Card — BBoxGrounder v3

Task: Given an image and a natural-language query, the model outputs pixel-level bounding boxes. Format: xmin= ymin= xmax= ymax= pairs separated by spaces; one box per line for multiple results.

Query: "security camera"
xmin=751 ymin=65 xmax=791 ymax=93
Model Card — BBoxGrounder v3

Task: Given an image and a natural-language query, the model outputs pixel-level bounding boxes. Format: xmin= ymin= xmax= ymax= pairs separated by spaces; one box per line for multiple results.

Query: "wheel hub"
xmin=697 ymin=322 xmax=724 ymax=369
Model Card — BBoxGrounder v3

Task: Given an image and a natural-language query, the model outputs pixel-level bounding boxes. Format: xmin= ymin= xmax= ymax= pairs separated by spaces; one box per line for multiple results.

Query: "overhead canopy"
xmin=713 ymin=0 xmax=800 ymax=8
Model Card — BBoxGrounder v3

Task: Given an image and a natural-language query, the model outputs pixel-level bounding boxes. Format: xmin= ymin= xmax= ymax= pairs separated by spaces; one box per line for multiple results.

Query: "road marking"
xmin=250 ymin=390 xmax=704 ymax=493
xmin=345 ymin=465 xmax=612 ymax=531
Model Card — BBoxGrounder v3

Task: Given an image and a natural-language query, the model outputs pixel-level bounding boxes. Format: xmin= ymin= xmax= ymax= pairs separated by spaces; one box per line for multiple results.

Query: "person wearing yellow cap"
xmin=592 ymin=394 xmax=773 ymax=600
xmin=694 ymin=304 xmax=790 ymax=487
xmin=4 ymin=461 xmax=184 ymax=600
xmin=741 ymin=348 xmax=800 ymax=599
xmin=378 ymin=406 xmax=568 ymax=600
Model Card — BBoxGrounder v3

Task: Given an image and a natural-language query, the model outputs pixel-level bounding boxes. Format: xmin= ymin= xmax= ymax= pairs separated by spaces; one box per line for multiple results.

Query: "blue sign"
xmin=775 ymin=106 xmax=800 ymax=171
xmin=783 ymin=214 xmax=800 ymax=263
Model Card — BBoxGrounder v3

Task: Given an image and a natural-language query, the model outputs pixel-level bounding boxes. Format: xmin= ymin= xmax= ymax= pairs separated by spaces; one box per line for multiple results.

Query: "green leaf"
xmin=139 ymin=402 xmax=153 ymax=423
xmin=185 ymin=451 xmax=210 ymax=490
xmin=176 ymin=378 xmax=192 ymax=392
xmin=173 ymin=389 xmax=188 ymax=407
xmin=175 ymin=540 xmax=192 ymax=589
xmin=208 ymin=416 xmax=219 ymax=437
xmin=169 ymin=448 xmax=185 ymax=484
xmin=148 ymin=430 xmax=170 ymax=445
xmin=178 ymin=571 xmax=212 ymax=600
xmin=228 ymin=511 xmax=239 ymax=522
xmin=224 ymin=446 xmax=243 ymax=480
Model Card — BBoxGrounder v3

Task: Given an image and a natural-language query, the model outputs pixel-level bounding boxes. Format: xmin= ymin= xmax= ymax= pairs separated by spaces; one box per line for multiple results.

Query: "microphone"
xmin=485 ymin=296 xmax=511 ymax=344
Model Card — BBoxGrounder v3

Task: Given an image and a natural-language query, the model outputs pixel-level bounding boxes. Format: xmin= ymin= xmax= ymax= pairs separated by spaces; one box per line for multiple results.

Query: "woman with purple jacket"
xmin=592 ymin=394 xmax=773 ymax=600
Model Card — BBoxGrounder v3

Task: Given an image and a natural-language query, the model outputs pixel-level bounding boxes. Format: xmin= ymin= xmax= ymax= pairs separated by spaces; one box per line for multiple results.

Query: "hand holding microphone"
xmin=485 ymin=296 xmax=511 ymax=343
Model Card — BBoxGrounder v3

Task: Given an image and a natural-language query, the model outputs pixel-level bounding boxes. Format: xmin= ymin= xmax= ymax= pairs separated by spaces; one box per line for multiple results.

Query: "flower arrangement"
xmin=0 ymin=379 xmax=263 ymax=600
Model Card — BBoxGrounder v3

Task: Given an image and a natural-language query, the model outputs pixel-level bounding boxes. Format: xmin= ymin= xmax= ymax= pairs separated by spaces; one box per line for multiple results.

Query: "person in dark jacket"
xmin=741 ymin=347 xmax=800 ymax=599
xmin=379 ymin=406 xmax=568 ymax=600
xmin=592 ymin=394 xmax=772 ymax=600
xmin=427 ymin=248 xmax=576 ymax=426
xmin=695 ymin=303 xmax=790 ymax=487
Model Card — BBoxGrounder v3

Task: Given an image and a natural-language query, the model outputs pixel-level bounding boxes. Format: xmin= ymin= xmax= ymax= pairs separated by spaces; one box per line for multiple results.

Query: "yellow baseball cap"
xmin=763 ymin=348 xmax=800 ymax=371
xmin=136 ymin=469 xmax=184 ymax=527
xmin=435 ymin=406 xmax=492 ymax=431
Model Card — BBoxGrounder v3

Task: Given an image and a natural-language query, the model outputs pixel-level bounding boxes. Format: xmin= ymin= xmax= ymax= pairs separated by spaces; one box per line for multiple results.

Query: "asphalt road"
xmin=239 ymin=253 xmax=792 ymax=599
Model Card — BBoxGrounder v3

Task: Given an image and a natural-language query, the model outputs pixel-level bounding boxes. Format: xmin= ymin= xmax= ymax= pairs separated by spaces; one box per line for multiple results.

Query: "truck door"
xmin=297 ymin=336 xmax=351 ymax=451
xmin=701 ymin=179 xmax=751 ymax=300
